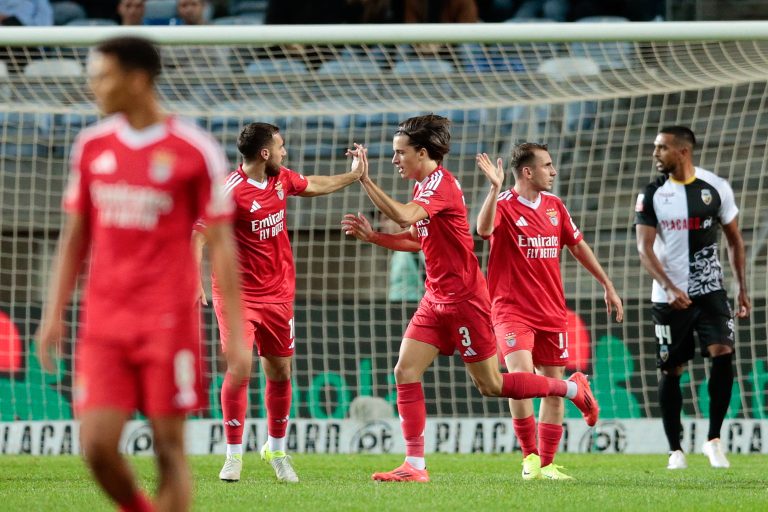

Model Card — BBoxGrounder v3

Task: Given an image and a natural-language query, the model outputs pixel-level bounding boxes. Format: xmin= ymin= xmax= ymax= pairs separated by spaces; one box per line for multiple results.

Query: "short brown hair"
xmin=510 ymin=142 xmax=548 ymax=176
xmin=395 ymin=114 xmax=451 ymax=163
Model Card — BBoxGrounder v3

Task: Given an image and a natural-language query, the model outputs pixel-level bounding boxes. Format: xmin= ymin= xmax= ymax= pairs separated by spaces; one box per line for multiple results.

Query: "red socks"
xmin=538 ymin=422 xmax=563 ymax=467
xmin=221 ymin=371 xmax=249 ymax=444
xmin=501 ymin=372 xmax=567 ymax=399
xmin=119 ymin=492 xmax=153 ymax=512
xmin=513 ymin=415 xmax=538 ymax=457
xmin=397 ymin=382 xmax=426 ymax=458
xmin=265 ymin=379 xmax=292 ymax=439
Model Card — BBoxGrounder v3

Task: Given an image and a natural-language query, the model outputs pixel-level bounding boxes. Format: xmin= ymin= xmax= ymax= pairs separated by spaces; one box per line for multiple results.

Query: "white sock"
xmin=406 ymin=456 xmax=426 ymax=470
xmin=268 ymin=435 xmax=287 ymax=453
xmin=227 ymin=444 xmax=242 ymax=457
xmin=565 ymin=380 xmax=577 ymax=399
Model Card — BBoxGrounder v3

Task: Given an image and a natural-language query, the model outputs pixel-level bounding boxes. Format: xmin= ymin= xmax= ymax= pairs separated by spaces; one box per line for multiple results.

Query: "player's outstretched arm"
xmin=36 ymin=213 xmax=90 ymax=373
xmin=567 ymin=240 xmax=624 ymax=323
xmin=722 ymin=218 xmax=751 ymax=318
xmin=476 ymin=153 xmax=504 ymax=238
xmin=191 ymin=229 xmax=208 ymax=306
xmin=342 ymin=213 xmax=421 ymax=252
xmin=205 ymin=221 xmax=250 ymax=383
xmin=635 ymin=224 xmax=691 ymax=310
xmin=300 ymin=143 xmax=367 ymax=197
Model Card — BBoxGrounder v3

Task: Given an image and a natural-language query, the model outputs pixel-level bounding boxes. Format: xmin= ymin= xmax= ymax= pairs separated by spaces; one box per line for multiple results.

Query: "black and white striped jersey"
xmin=634 ymin=167 xmax=739 ymax=303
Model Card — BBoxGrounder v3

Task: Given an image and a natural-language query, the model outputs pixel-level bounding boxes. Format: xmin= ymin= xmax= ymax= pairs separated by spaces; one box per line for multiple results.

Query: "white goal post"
xmin=0 ymin=22 xmax=766 ymax=454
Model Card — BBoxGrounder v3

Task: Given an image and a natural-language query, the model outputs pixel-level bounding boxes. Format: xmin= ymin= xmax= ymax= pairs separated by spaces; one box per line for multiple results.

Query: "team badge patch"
xmin=149 ymin=151 xmax=174 ymax=183
xmin=546 ymin=208 xmax=558 ymax=226
xmin=701 ymin=189 xmax=712 ymax=205
xmin=275 ymin=181 xmax=284 ymax=200
xmin=659 ymin=345 xmax=669 ymax=362
xmin=505 ymin=332 xmax=516 ymax=348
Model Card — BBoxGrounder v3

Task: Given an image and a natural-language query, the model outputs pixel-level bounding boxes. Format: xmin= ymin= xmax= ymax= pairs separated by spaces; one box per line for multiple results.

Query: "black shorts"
xmin=651 ymin=290 xmax=735 ymax=370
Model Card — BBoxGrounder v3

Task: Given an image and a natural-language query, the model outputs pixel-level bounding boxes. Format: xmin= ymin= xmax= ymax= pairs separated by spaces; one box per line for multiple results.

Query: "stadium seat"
xmin=245 ymin=58 xmax=307 ymax=76
xmin=52 ymin=1 xmax=87 ymax=25
xmin=571 ymin=16 xmax=634 ymax=70
xmin=0 ymin=61 xmax=8 ymax=101
xmin=212 ymin=15 xmax=264 ymax=25
xmin=24 ymin=59 xmax=83 ymax=77
xmin=392 ymin=58 xmax=453 ymax=76
xmin=65 ymin=18 xmax=118 ymax=26
xmin=0 ymin=110 xmax=52 ymax=158
xmin=230 ymin=0 xmax=267 ymax=18
xmin=144 ymin=0 xmax=176 ymax=23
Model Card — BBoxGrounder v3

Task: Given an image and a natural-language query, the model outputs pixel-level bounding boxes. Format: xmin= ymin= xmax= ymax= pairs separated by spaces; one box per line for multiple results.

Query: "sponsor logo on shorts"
xmin=659 ymin=345 xmax=669 ymax=362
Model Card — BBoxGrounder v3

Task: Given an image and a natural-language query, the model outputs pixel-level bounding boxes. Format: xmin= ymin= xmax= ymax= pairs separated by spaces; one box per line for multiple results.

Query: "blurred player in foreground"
xmin=194 ymin=122 xmax=364 ymax=483
xmin=342 ymin=114 xmax=599 ymax=483
xmin=476 ymin=144 xmax=623 ymax=480
xmin=37 ymin=36 xmax=248 ymax=511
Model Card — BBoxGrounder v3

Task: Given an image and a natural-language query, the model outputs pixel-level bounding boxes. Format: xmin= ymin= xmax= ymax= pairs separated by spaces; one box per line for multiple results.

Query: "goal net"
xmin=1 ymin=23 xmax=766 ymax=434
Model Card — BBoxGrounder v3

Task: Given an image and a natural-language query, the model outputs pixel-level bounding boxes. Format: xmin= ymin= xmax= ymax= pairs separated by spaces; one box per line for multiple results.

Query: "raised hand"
xmin=341 ymin=212 xmax=375 ymax=242
xmin=346 ymin=143 xmax=368 ymax=181
xmin=476 ymin=152 xmax=505 ymax=190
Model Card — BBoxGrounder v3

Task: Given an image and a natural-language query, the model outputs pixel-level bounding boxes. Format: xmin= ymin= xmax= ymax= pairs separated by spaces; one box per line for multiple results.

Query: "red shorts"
xmin=403 ymin=295 xmax=496 ymax=363
xmin=495 ymin=320 xmax=568 ymax=367
xmin=214 ymin=299 xmax=294 ymax=357
xmin=74 ymin=316 xmax=204 ymax=417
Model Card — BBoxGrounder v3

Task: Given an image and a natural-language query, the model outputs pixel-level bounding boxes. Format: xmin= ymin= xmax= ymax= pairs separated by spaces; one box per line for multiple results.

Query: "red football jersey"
xmin=211 ymin=165 xmax=308 ymax=304
xmin=63 ymin=114 xmax=232 ymax=339
xmin=485 ymin=189 xmax=583 ymax=331
xmin=411 ymin=166 xmax=488 ymax=304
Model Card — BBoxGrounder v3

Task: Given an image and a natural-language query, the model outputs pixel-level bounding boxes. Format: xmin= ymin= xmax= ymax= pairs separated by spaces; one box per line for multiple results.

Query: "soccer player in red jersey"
xmin=476 ymin=144 xmax=623 ymax=480
xmin=36 ymin=36 xmax=248 ymax=512
xmin=342 ymin=114 xmax=599 ymax=482
xmin=193 ymin=122 xmax=364 ymax=483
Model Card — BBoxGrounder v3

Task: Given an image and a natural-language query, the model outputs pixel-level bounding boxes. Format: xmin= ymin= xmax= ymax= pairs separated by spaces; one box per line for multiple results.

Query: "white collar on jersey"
xmin=114 ymin=114 xmax=168 ymax=149
xmin=246 ymin=177 xmax=269 ymax=189
xmin=515 ymin=192 xmax=542 ymax=209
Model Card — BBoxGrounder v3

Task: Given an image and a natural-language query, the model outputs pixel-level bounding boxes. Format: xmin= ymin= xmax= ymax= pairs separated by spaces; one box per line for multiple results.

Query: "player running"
xmin=342 ymin=114 xmax=599 ymax=483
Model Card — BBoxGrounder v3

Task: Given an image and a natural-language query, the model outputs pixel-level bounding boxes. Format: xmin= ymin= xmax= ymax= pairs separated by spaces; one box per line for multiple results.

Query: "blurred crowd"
xmin=1 ymin=0 xmax=666 ymax=27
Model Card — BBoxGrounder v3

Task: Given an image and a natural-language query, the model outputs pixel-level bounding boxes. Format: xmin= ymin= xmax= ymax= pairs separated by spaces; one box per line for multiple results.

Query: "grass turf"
xmin=1 ymin=453 xmax=767 ymax=511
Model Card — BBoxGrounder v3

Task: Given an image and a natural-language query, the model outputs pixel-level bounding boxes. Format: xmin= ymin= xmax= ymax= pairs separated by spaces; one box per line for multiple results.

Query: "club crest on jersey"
xmin=546 ymin=208 xmax=558 ymax=226
xmin=91 ymin=150 xmax=117 ymax=175
xmin=149 ymin=151 xmax=174 ymax=183
xmin=275 ymin=181 xmax=284 ymax=200
xmin=505 ymin=332 xmax=516 ymax=348
xmin=701 ymin=189 xmax=712 ymax=205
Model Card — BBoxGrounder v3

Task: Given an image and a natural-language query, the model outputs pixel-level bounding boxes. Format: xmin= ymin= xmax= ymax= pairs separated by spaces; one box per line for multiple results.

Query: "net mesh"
xmin=1 ymin=28 xmax=766 ymax=423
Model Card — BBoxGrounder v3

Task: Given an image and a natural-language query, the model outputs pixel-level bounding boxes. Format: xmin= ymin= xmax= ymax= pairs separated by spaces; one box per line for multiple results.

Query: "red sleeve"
xmin=282 ymin=167 xmax=309 ymax=196
xmin=62 ymin=135 xmax=89 ymax=214
xmin=560 ymin=201 xmax=583 ymax=247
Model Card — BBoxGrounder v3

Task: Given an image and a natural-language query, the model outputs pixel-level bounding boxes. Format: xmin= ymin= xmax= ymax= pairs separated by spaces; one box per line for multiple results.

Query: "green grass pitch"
xmin=1 ymin=453 xmax=767 ymax=511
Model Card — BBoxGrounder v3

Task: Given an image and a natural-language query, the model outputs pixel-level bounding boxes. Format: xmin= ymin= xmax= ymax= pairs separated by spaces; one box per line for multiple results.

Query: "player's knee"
xmin=153 ymin=439 xmax=185 ymax=472
xmin=707 ymin=344 xmax=733 ymax=357
xmin=472 ymin=377 xmax=502 ymax=397
xmin=393 ymin=363 xmax=418 ymax=384
xmin=81 ymin=436 xmax=119 ymax=468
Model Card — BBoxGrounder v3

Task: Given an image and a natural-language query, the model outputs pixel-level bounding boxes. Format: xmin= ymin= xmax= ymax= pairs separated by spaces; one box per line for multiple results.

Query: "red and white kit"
xmin=65 ymin=114 xmax=232 ymax=416
xmin=485 ymin=189 xmax=582 ymax=365
xmin=403 ymin=166 xmax=496 ymax=363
